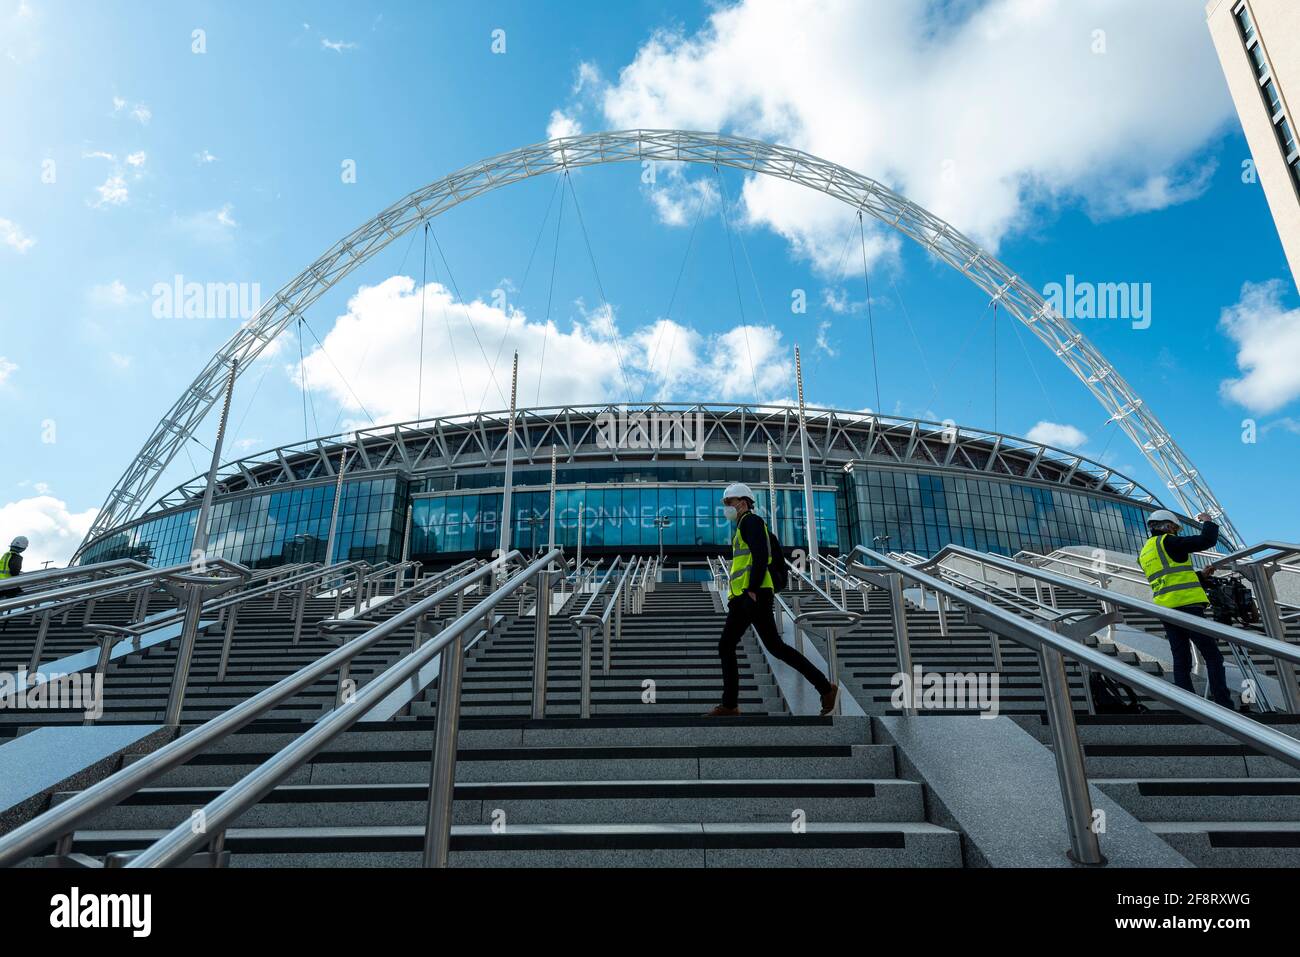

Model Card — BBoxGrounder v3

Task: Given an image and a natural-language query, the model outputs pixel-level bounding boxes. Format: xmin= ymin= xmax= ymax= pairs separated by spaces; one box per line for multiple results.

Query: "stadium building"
xmin=77 ymin=403 xmax=1165 ymax=573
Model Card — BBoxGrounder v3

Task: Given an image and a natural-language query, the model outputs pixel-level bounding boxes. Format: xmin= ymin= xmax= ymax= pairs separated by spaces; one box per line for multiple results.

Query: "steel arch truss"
xmin=81 ymin=130 xmax=1240 ymax=551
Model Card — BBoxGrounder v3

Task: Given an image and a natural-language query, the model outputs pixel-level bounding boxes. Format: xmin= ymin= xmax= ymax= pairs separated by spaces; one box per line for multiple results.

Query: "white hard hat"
xmin=10 ymin=536 xmax=28 ymax=551
xmin=1146 ymin=510 xmax=1178 ymax=527
xmin=722 ymin=482 xmax=757 ymax=503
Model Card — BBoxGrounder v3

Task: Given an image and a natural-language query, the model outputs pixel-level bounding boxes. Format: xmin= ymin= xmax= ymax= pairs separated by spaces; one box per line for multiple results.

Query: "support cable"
xmin=992 ymin=302 xmax=999 ymax=433
xmin=922 ymin=300 xmax=996 ymax=414
xmin=418 ymin=222 xmax=429 ymax=421
xmin=647 ymin=174 xmax=710 ymax=403
xmin=428 ymin=224 xmax=508 ymax=408
xmin=564 ymin=171 xmax=636 ymax=404
xmin=479 ymin=174 xmax=564 ymax=412
xmin=858 ymin=211 xmax=883 ymax=414
xmin=299 ymin=318 xmax=376 ymax=425
xmin=888 ymin=275 xmax=938 ymax=401
xmin=713 ymin=165 xmax=761 ymax=403
xmin=536 ymin=174 xmax=567 ymax=406
xmin=425 ymin=231 xmax=470 ymax=412
xmin=1007 ymin=308 xmax=1061 ymax=422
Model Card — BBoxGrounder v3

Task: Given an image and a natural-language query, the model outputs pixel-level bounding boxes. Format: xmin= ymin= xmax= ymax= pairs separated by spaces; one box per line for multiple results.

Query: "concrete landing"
xmin=0 ymin=724 xmax=167 ymax=834
xmin=878 ymin=714 xmax=1192 ymax=868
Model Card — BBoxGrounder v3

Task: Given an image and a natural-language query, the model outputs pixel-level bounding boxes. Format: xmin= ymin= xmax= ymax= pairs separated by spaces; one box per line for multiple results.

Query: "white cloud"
xmin=125 ymin=150 xmax=147 ymax=168
xmin=108 ymin=352 xmax=133 ymax=370
xmin=0 ymin=356 xmax=16 ymax=385
xmin=173 ymin=203 xmax=239 ymax=243
xmin=195 ymin=149 xmax=218 ymax=164
xmin=321 ymin=38 xmax=357 ymax=53
xmin=546 ymin=109 xmax=582 ymax=140
xmin=645 ymin=172 xmax=719 ymax=227
xmin=1219 ymin=279 xmax=1300 ymax=414
xmin=92 ymin=173 xmax=129 ymax=207
xmin=88 ymin=279 xmax=144 ymax=307
xmin=0 ymin=495 xmax=98 ymax=569
xmin=814 ymin=319 xmax=835 ymax=357
xmin=83 ymin=150 xmax=115 ymax=162
xmin=295 ymin=275 xmax=792 ymax=427
xmin=111 ymin=96 xmax=151 ymax=124
xmin=583 ymin=0 xmax=1231 ymax=272
xmin=0 ymin=217 xmax=35 ymax=253
xmin=1026 ymin=421 xmax=1088 ymax=449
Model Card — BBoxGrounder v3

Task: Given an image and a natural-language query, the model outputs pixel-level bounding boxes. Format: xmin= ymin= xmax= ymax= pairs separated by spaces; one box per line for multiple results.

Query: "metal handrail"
xmin=0 ymin=558 xmax=151 ymax=599
xmin=568 ymin=558 xmax=637 ymax=718
xmin=847 ymin=543 xmax=1300 ymax=866
xmin=0 ymin=552 xmax=525 ymax=868
xmin=933 ymin=544 xmax=1300 ymax=711
xmin=785 ymin=558 xmax=853 ymax=613
xmin=0 ymin=558 xmax=251 ymax=619
xmin=125 ymin=549 xmax=559 ymax=869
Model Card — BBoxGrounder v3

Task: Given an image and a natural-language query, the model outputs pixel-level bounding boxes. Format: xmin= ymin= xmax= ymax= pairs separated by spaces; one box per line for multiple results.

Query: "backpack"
xmin=1089 ymin=672 xmax=1148 ymax=714
xmin=765 ymin=521 xmax=788 ymax=594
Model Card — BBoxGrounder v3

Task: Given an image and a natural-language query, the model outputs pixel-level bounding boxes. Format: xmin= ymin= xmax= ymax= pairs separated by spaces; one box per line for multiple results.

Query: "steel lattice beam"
xmin=78 ymin=130 xmax=1241 ymax=555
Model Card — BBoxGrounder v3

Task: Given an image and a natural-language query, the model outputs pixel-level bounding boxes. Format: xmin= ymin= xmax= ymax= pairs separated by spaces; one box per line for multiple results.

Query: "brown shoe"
xmin=819 ymin=685 xmax=839 ymax=716
xmin=704 ymin=705 xmax=742 ymax=717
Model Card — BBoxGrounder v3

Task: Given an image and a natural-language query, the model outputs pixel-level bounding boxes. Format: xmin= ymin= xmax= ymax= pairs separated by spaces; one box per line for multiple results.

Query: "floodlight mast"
xmin=77 ymin=130 xmax=1241 ymax=558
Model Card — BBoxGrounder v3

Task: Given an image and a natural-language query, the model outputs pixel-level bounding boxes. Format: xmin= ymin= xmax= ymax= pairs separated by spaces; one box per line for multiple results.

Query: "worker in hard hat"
xmin=0 ymin=535 xmax=26 ymax=581
xmin=1138 ymin=510 xmax=1233 ymax=708
xmin=0 ymin=535 xmax=28 ymax=604
xmin=707 ymin=482 xmax=838 ymax=717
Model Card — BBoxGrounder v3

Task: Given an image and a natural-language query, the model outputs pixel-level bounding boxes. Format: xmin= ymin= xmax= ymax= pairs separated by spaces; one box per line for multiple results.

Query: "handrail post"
xmin=889 ymin=573 xmax=916 ymax=716
xmin=217 ymin=605 xmax=239 ymax=682
xmin=292 ymin=581 xmax=309 ymax=645
xmin=423 ymin=624 xmax=467 ymax=868
xmin=610 ymin=590 xmax=622 ymax=672
xmin=1244 ymin=562 xmax=1300 ymax=712
xmin=1038 ymin=643 xmax=1106 ymax=865
xmin=27 ymin=610 xmax=52 ymax=673
xmin=580 ymin=624 xmax=593 ymax=719
xmin=532 ymin=568 xmax=551 ymax=719
xmin=163 ymin=581 xmax=206 ymax=728
xmin=825 ymin=623 xmax=841 ymax=714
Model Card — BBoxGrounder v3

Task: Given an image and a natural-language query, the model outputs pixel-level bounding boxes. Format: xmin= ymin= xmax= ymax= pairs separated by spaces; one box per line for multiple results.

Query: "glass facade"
xmin=410 ymin=484 xmax=839 ymax=558
xmin=79 ymin=460 xmax=1159 ymax=569
xmin=838 ymin=467 xmax=1152 ymax=556
xmin=79 ymin=476 xmax=405 ymax=568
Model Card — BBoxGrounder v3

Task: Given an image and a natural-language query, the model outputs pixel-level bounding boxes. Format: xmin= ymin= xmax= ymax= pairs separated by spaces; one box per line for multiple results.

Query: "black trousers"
xmin=718 ymin=590 xmax=831 ymax=709
xmin=1164 ymin=603 xmax=1233 ymax=707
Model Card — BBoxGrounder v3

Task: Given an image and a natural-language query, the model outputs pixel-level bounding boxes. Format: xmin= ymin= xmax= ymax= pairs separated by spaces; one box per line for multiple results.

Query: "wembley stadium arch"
xmin=75 ymin=129 xmax=1240 ymax=562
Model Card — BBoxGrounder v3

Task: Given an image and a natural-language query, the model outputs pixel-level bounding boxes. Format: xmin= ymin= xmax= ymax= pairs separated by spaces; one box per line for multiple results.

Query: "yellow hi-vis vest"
xmin=1138 ymin=534 xmax=1208 ymax=608
xmin=729 ymin=516 xmax=774 ymax=598
xmin=0 ymin=551 xmax=14 ymax=579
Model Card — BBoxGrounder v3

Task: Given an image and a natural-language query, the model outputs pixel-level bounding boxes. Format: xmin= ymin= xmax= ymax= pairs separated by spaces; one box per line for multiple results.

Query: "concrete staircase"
xmin=28 ymin=581 xmax=963 ymax=867
xmin=1015 ymin=713 xmax=1300 ymax=867
xmin=49 ymin=714 xmax=961 ymax=866
xmin=412 ymin=582 xmax=784 ymax=717
xmin=8 ymin=573 xmax=1298 ymax=868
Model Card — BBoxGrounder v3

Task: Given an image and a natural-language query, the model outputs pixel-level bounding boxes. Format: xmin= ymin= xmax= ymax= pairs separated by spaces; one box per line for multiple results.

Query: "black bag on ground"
xmin=1089 ymin=672 xmax=1148 ymax=714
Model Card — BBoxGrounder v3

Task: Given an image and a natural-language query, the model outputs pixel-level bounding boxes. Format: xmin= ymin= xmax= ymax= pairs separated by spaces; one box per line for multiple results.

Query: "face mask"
xmin=723 ymin=505 xmax=739 ymax=523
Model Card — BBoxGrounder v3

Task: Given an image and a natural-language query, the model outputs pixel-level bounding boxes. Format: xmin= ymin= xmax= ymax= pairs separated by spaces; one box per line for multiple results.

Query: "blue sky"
xmin=1 ymin=0 xmax=1298 ymax=566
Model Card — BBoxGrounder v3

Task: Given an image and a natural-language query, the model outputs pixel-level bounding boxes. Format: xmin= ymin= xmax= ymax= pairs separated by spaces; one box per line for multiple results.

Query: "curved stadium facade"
xmin=78 ymin=403 xmax=1168 ymax=571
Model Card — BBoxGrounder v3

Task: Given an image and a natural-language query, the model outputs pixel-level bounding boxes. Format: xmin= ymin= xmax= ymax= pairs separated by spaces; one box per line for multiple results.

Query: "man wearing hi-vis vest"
xmin=706 ymin=482 xmax=837 ymax=717
xmin=1138 ymin=510 xmax=1233 ymax=708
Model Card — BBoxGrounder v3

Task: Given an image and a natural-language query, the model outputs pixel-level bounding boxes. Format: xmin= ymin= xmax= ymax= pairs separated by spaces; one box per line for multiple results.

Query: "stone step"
xmin=61 ymin=821 xmax=962 ymax=867
xmin=127 ymin=742 xmax=897 ymax=787
xmin=61 ymin=777 xmax=924 ymax=829
xmin=1144 ymin=821 xmax=1300 ymax=868
xmin=1095 ymin=778 xmax=1300 ymax=822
